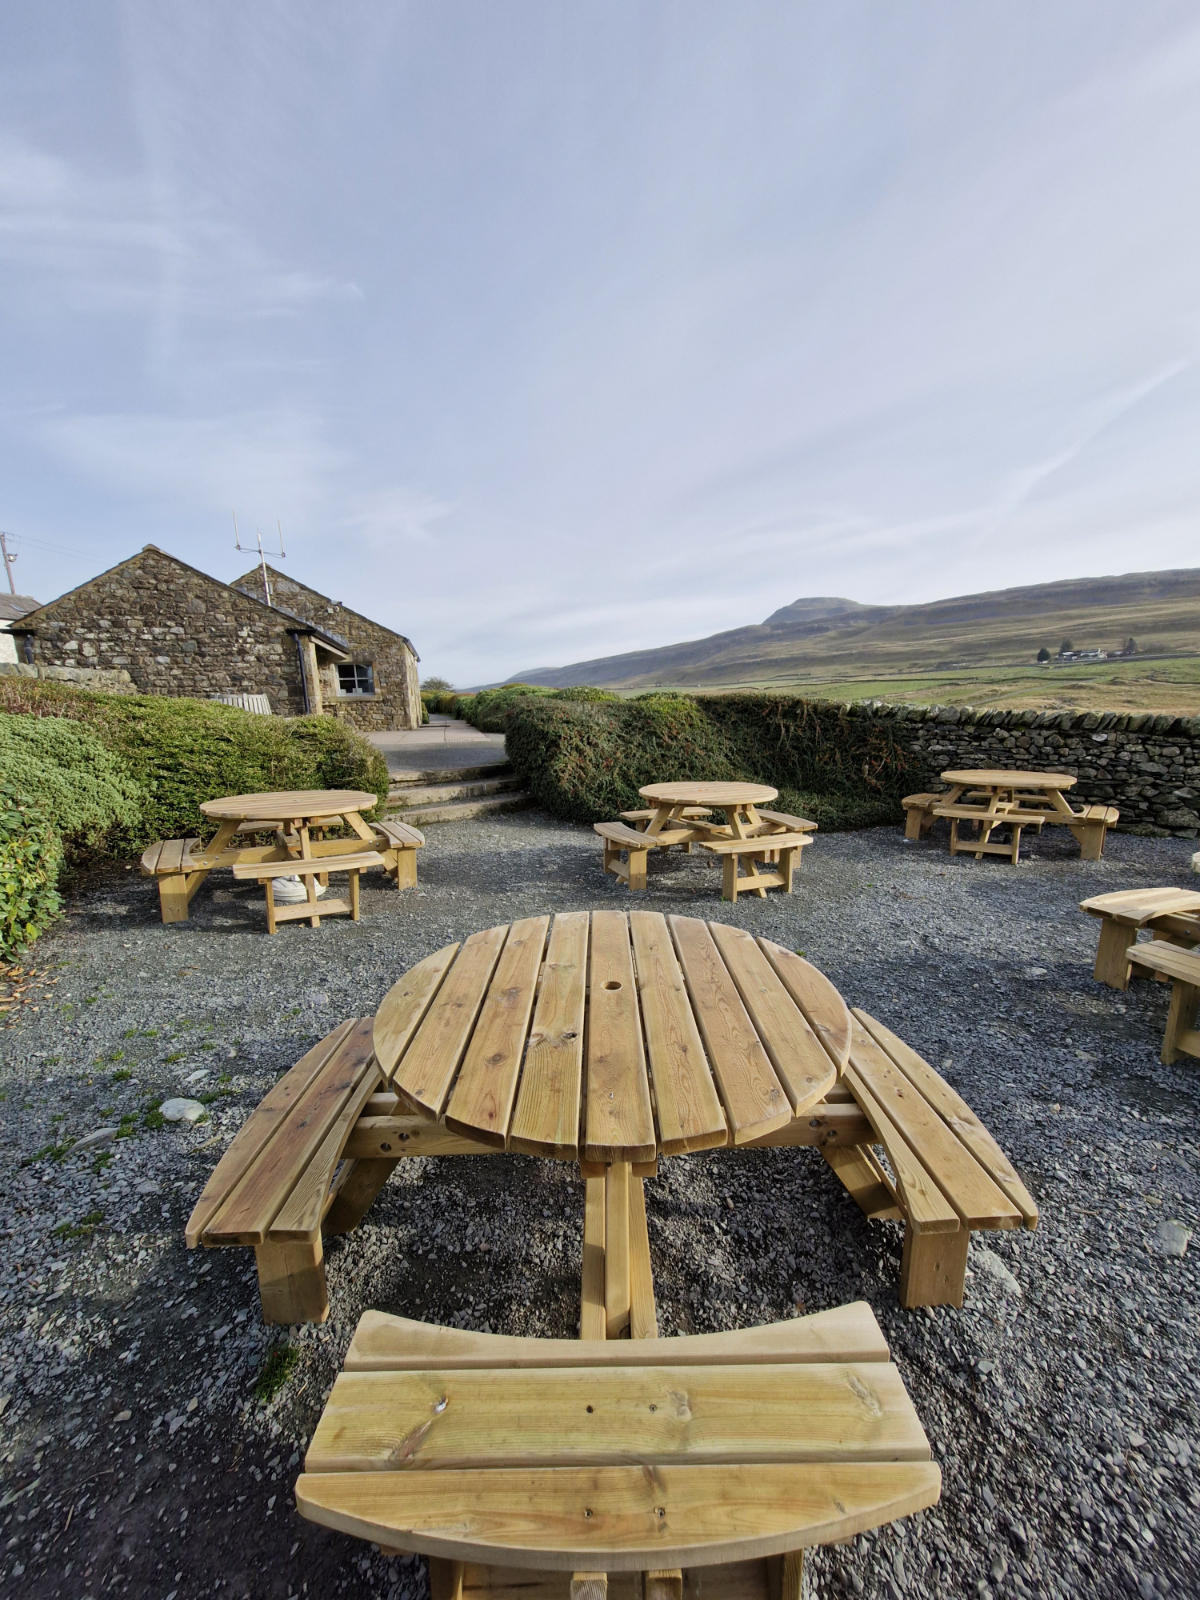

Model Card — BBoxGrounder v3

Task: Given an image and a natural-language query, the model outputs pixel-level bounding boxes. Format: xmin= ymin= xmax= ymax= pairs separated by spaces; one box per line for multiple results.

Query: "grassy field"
xmin=650 ymin=656 xmax=1200 ymax=714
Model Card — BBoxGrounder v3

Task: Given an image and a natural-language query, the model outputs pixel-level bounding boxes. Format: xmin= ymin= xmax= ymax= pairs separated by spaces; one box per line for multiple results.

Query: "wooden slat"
xmin=668 ymin=918 xmax=790 ymax=1145
xmin=580 ymin=1176 xmax=606 ymax=1341
xmin=854 ymin=1011 xmax=1039 ymax=1229
xmin=707 ymin=923 xmax=834 ymax=1116
xmin=446 ymin=918 xmax=549 ymax=1147
xmin=270 ymin=1053 xmax=386 ymax=1240
xmin=757 ymin=941 xmax=852 ymax=1072
xmin=584 ymin=912 xmax=656 ymax=1165
xmin=374 ymin=943 xmax=462 ymax=1080
xmin=205 ymin=1020 xmax=377 ymax=1245
xmin=139 ymin=840 xmax=165 ymax=875
xmin=185 ymin=1021 xmax=356 ymax=1246
xmin=840 ymin=1060 xmax=959 ymax=1236
xmin=629 ymin=911 xmax=727 ymax=1156
xmin=295 ymin=1462 xmax=942 ymax=1569
xmin=1127 ymin=941 xmax=1200 ymax=984
xmin=231 ymin=850 xmax=384 ymax=880
xmin=304 ymin=1362 xmax=931 ymax=1473
xmin=345 ymin=1304 xmax=891 ymax=1371
xmin=392 ymin=927 xmax=510 ymax=1118
xmin=508 ymin=913 xmax=589 ymax=1159
xmin=158 ymin=838 xmax=186 ymax=874
xmin=846 ymin=1021 xmax=1019 ymax=1231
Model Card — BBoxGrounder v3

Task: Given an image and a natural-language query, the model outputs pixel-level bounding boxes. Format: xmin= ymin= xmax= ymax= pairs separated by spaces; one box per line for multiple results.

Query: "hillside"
xmin=507 ymin=568 xmax=1200 ymax=690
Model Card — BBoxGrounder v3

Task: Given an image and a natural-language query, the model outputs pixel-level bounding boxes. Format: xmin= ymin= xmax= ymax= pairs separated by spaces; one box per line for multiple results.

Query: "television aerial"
xmin=233 ymin=513 xmax=286 ymax=607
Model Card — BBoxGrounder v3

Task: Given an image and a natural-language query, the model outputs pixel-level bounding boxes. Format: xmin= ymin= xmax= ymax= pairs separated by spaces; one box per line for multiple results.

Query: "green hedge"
xmin=462 ymin=683 xmax=556 ymax=732
xmin=0 ymin=679 xmax=390 ymax=849
xmin=0 ymin=715 xmax=146 ymax=858
xmin=0 ymin=786 xmax=63 ymax=957
xmin=504 ymin=692 xmax=922 ymax=829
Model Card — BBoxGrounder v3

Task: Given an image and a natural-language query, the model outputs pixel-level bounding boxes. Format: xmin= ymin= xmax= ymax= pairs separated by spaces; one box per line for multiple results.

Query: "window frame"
xmin=336 ymin=662 xmax=376 ymax=698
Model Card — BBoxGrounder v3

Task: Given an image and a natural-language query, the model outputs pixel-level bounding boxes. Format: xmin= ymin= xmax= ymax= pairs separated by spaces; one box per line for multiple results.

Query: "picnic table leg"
xmin=899 ymin=1224 xmax=969 ymax=1309
xmin=1094 ymin=918 xmax=1134 ymax=989
xmin=721 ymin=854 xmax=740 ymax=902
xmin=254 ymin=1236 xmax=329 ymax=1324
xmin=349 ymin=867 xmax=361 ymax=921
xmin=627 ymin=847 xmax=648 ymax=892
xmin=1161 ymin=977 xmax=1200 ymax=1065
xmin=766 ymin=1551 xmax=805 ymax=1600
xmin=779 ymin=846 xmax=796 ymax=892
xmin=604 ymin=1161 xmax=632 ymax=1338
xmin=580 ymin=1175 xmax=606 ymax=1338
xmin=393 ymin=848 xmax=418 ymax=889
xmin=264 ymin=878 xmax=278 ymax=936
xmin=157 ymin=874 xmax=192 ymax=924
xmin=429 ymin=1560 xmax=465 ymax=1600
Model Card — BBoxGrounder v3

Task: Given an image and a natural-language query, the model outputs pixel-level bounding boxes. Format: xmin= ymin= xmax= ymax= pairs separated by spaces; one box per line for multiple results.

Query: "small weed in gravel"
xmin=254 ymin=1345 xmax=299 ymax=1403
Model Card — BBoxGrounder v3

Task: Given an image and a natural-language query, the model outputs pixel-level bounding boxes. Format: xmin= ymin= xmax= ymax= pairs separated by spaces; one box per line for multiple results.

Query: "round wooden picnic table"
xmin=199 ymin=789 xmax=378 ymax=823
xmin=373 ymin=909 xmax=848 ymax=1164
xmin=639 ymin=780 xmax=778 ymax=810
xmin=939 ymin=769 xmax=1075 ymax=791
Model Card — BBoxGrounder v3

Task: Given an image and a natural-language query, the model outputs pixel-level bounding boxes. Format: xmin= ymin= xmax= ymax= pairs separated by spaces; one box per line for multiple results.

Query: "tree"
xmin=1123 ymin=637 xmax=1138 ymax=656
xmin=1036 ymin=647 xmax=1051 ymax=662
xmin=1059 ymin=639 xmax=1074 ymax=655
xmin=420 ymin=675 xmax=453 ymax=692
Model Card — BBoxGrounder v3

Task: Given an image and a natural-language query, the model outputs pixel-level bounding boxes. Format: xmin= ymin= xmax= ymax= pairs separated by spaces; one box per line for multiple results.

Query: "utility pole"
xmin=0 ymin=531 xmax=17 ymax=596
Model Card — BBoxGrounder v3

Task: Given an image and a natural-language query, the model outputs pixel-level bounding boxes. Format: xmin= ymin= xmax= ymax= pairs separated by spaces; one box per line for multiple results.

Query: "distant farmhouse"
xmin=0 ymin=593 xmax=40 ymax=664
xmin=10 ymin=546 xmax=421 ymax=730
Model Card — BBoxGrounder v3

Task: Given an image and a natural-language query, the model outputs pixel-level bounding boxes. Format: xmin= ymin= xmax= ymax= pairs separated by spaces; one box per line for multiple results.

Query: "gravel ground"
xmin=1 ymin=812 xmax=1198 ymax=1600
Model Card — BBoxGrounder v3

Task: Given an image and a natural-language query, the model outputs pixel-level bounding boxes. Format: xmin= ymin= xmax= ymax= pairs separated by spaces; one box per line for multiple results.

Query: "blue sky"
xmin=1 ymin=3 xmax=1198 ymax=686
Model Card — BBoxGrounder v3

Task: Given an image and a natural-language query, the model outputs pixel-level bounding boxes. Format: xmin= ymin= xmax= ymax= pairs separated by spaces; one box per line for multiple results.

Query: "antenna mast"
xmin=233 ymin=512 xmax=286 ymax=608
xmin=0 ymin=531 xmax=17 ymax=597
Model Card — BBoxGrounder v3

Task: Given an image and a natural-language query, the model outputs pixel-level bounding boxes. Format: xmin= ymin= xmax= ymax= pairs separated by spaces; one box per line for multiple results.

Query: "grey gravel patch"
xmin=0 ymin=812 xmax=1198 ymax=1599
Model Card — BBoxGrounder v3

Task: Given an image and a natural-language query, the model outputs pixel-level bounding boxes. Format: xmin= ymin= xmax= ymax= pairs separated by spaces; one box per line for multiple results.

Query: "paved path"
xmin=368 ymin=715 xmax=508 ymax=775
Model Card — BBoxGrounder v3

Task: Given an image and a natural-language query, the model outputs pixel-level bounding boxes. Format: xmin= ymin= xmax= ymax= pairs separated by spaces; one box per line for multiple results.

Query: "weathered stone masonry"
xmin=854 ymin=702 xmax=1200 ymax=837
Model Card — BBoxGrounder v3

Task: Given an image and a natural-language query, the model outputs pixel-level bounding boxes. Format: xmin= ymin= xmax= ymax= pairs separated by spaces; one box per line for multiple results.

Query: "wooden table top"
xmin=940 ymin=769 xmax=1076 ymax=790
xmin=639 ymin=781 xmax=778 ymax=807
xmin=199 ymin=789 xmax=378 ymax=821
xmin=373 ymin=911 xmax=848 ymax=1164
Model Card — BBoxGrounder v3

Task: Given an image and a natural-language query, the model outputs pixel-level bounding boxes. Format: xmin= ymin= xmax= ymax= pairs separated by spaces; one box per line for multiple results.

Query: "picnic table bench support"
xmin=254 ymin=1237 xmax=330 ymax=1325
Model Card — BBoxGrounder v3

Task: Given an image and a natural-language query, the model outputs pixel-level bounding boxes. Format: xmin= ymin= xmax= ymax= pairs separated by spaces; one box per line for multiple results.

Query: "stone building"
xmin=0 ymin=594 xmax=40 ymax=664
xmin=11 ymin=545 xmax=421 ymax=729
xmin=231 ymin=565 xmax=421 ymax=732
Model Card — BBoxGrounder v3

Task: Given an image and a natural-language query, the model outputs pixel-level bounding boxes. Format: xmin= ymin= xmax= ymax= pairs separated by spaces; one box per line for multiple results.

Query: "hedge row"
xmin=502 ymin=691 xmax=923 ymax=828
xmin=0 ymin=679 xmax=391 ymax=955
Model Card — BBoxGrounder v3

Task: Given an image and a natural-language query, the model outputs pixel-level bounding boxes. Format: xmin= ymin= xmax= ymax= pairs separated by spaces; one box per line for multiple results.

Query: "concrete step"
xmin=386 ymin=774 xmax=524 ymax=806
xmin=391 ymin=791 xmax=534 ymax=825
xmin=388 ymin=761 xmax=513 ymax=788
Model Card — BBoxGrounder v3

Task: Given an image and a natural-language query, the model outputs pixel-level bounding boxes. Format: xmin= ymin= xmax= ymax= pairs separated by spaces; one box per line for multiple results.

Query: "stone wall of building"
xmin=15 ymin=547 xmax=308 ymax=714
xmin=858 ymin=701 xmax=1200 ymax=836
xmin=0 ymin=663 xmax=136 ymax=692
xmin=233 ymin=568 xmax=421 ymax=731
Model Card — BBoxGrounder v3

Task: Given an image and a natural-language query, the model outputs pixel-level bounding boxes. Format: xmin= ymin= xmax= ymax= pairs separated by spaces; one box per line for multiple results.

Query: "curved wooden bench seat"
xmin=296 ymin=1305 xmax=940 ymax=1574
xmin=1080 ymin=886 xmax=1200 ymax=989
xmin=185 ymin=1018 xmax=384 ymax=1322
xmin=297 ymin=1461 xmax=941 ymax=1572
xmin=827 ymin=1010 xmax=1038 ymax=1307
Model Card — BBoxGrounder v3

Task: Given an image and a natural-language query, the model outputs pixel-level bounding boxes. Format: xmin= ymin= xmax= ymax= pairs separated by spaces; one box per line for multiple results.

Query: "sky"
xmin=1 ymin=3 xmax=1198 ymax=687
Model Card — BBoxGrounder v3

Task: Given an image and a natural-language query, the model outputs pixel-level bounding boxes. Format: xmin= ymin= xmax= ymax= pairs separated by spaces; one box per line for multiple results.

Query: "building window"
xmin=337 ymin=662 xmax=375 ymax=696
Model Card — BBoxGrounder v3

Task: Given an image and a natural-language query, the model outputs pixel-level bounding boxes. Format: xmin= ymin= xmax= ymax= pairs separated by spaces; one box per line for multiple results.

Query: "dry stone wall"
xmin=858 ymin=701 xmax=1200 ymax=837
